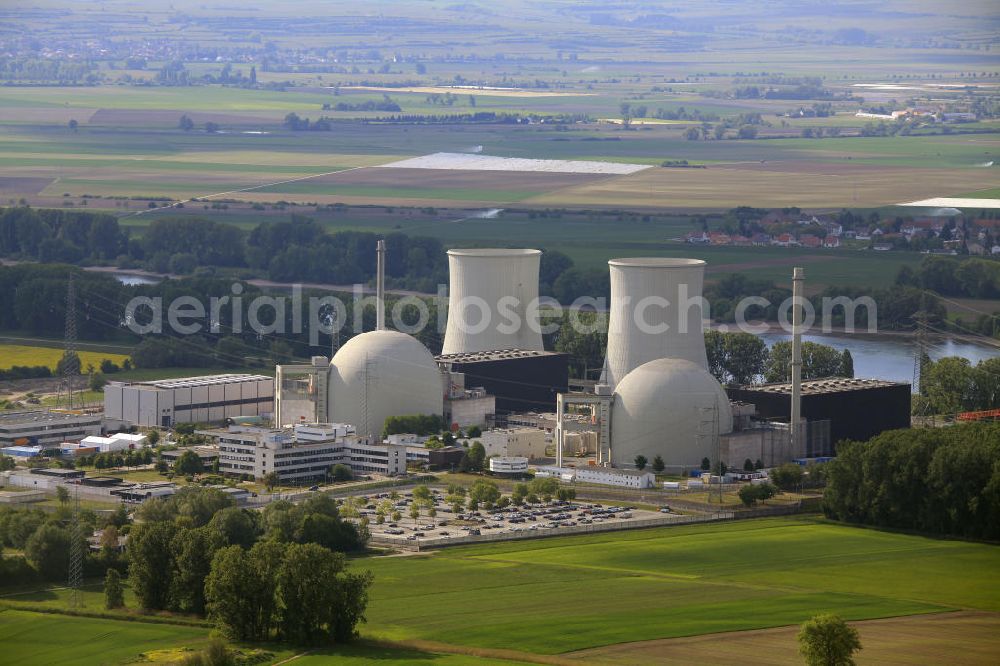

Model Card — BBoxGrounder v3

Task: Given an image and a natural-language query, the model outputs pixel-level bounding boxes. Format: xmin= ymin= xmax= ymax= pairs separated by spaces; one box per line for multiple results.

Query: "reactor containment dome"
xmin=329 ymin=330 xmax=443 ymax=438
xmin=610 ymin=357 xmax=733 ymax=469
xmin=442 ymin=248 xmax=544 ymax=355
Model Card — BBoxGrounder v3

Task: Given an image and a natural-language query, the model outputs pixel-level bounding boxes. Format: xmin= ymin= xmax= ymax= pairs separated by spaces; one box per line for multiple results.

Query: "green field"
xmin=0 ymin=343 xmax=130 ymax=372
xmin=1 ymin=517 xmax=998 ymax=664
xmin=354 ymin=517 xmax=1000 ymax=655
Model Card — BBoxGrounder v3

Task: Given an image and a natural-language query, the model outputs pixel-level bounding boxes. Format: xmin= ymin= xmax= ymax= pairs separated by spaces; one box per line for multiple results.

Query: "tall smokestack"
xmin=791 ymin=266 xmax=804 ymax=449
xmin=602 ymin=258 xmax=708 ymax=388
xmin=442 ymin=248 xmax=543 ymax=354
xmin=376 ymin=239 xmax=386 ymax=331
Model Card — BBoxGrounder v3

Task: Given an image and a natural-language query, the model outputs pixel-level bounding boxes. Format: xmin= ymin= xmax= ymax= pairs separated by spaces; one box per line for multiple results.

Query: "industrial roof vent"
xmin=602 ymin=258 xmax=709 ymax=388
xmin=442 ymin=248 xmax=544 ymax=355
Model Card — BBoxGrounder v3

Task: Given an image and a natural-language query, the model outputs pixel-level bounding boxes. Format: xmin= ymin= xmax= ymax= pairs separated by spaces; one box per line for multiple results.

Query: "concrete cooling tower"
xmin=328 ymin=330 xmax=444 ymax=438
xmin=610 ymin=357 xmax=733 ymax=469
xmin=602 ymin=258 xmax=709 ymax=388
xmin=442 ymin=248 xmax=544 ymax=355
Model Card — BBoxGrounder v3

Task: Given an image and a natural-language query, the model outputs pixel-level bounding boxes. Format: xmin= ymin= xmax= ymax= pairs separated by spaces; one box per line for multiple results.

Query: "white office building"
xmin=200 ymin=422 xmax=406 ymax=484
xmin=104 ymin=374 xmax=273 ymax=428
xmin=489 ymin=456 xmax=529 ymax=475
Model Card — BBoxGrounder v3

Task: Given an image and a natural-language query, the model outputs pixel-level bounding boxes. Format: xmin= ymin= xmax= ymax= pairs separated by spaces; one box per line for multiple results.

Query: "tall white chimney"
xmin=602 ymin=258 xmax=709 ymax=388
xmin=442 ymin=248 xmax=543 ymax=354
xmin=376 ymin=239 xmax=386 ymax=331
xmin=790 ymin=266 xmax=804 ymax=449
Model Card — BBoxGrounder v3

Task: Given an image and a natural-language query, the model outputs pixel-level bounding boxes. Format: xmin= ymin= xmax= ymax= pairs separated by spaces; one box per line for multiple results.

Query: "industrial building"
xmin=273 ymin=356 xmax=331 ymax=426
xmin=459 ymin=428 xmax=548 ymax=460
xmin=80 ymin=432 xmax=148 ymax=453
xmin=726 ymin=378 xmax=911 ymax=446
xmin=436 ymin=349 xmax=569 ymax=414
xmin=104 ymin=374 xmax=273 ymax=428
xmin=536 ymin=466 xmax=656 ymax=489
xmin=0 ymin=410 xmax=103 ymax=448
xmin=443 ymin=376 xmax=495 ymax=429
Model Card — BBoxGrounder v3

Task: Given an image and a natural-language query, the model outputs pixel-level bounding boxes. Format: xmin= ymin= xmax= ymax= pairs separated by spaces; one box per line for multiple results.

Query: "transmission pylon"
xmin=63 ymin=273 xmax=79 ymax=410
xmin=67 ymin=485 xmax=84 ymax=608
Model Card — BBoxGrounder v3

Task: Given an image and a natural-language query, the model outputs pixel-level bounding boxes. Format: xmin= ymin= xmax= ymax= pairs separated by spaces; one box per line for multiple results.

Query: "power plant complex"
xmin=58 ymin=237 xmax=907 ymax=493
xmin=269 ymin=241 xmax=897 ymax=481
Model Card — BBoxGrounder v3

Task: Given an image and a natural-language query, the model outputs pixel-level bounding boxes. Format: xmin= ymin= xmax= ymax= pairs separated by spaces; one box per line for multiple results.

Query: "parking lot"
xmin=352 ymin=488 xmax=680 ymax=546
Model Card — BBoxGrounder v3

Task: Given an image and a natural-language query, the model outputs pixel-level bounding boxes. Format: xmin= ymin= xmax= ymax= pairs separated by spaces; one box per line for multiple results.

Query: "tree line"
xmin=914 ymin=356 xmax=1000 ymax=415
xmin=823 ymin=422 xmax=1000 ymax=540
xmin=127 ymin=488 xmax=371 ymax=645
xmin=897 ymin=255 xmax=1000 ymax=300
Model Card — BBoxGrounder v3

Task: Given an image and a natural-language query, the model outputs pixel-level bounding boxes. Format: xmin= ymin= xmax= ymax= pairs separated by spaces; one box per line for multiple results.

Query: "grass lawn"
xmin=0 ymin=609 xmax=211 ymax=666
xmin=352 ymin=516 xmax=1000 ymax=655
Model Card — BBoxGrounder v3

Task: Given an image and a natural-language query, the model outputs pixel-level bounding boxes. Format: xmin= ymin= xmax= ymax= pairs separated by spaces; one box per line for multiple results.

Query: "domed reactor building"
xmin=274 ymin=240 xmax=443 ymax=437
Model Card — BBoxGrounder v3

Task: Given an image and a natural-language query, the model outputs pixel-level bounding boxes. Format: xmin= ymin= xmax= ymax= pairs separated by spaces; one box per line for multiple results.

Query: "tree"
xmin=68 ymin=119 xmax=78 ymax=132
xmin=684 ymin=127 xmax=700 ymax=140
xmin=56 ymin=485 xmax=70 ymax=505
xmin=179 ymin=114 xmax=195 ymax=131
xmin=770 ymin=463 xmax=804 ymax=491
xmin=512 ymin=483 xmax=528 ymax=505
xmin=467 ymin=441 xmax=487 ymax=472
xmin=738 ymin=482 xmax=776 ymax=507
xmin=89 ymin=371 xmax=107 ymax=391
xmin=0 ymin=455 xmax=14 ymax=471
xmin=765 ymin=341 xmax=844 ymax=383
xmin=206 ymin=543 xmax=278 ymax=641
xmin=466 ymin=425 xmax=482 ymax=438
xmin=634 ymin=455 xmax=648 ymax=471
xmin=204 ymin=121 xmax=220 ymax=133
xmin=798 ymin=614 xmax=862 ymax=666
xmin=207 ymin=507 xmax=258 ymax=549
xmin=412 ymin=485 xmax=432 ymax=503
xmin=331 ymin=464 xmax=353 ymax=482
xmin=25 ymin=523 xmax=73 ymax=580
xmin=839 ymin=349 xmax=854 ymax=378
xmin=128 ymin=521 xmax=179 ymax=609
xmin=409 ymin=503 xmax=421 ymax=524
xmin=743 ymin=458 xmax=754 ymax=472
xmin=263 ymin=471 xmax=280 ymax=492
xmin=275 ymin=542 xmax=371 ymax=645
xmin=701 ymin=457 xmax=711 ymax=471
xmin=104 ymin=568 xmax=125 ymax=609
xmin=174 ymin=449 xmax=204 ymax=475
xmin=652 ymin=455 xmax=665 ymax=473
xmin=470 ymin=479 xmax=501 ymax=509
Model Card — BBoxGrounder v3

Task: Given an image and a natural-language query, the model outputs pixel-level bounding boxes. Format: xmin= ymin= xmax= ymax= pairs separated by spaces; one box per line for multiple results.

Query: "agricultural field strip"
xmin=124 ymin=164 xmax=374 ymax=215
xmin=341 ymin=86 xmax=596 ymax=98
xmin=899 ymin=197 xmax=1000 ymax=208
xmin=377 ymin=152 xmax=652 ymax=174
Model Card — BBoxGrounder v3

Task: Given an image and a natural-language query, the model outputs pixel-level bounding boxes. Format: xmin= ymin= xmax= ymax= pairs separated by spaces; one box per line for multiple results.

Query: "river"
xmin=759 ymin=332 xmax=998 ymax=383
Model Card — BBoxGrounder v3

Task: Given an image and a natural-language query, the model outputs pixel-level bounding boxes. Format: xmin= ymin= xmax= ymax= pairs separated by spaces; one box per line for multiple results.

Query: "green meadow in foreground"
xmin=1 ymin=517 xmax=997 ymax=664
xmin=355 ymin=517 xmax=1000 ymax=654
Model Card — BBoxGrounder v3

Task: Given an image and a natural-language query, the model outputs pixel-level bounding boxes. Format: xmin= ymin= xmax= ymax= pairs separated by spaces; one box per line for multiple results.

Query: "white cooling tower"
xmin=602 ymin=257 xmax=708 ymax=388
xmin=442 ymin=248 xmax=544 ymax=354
